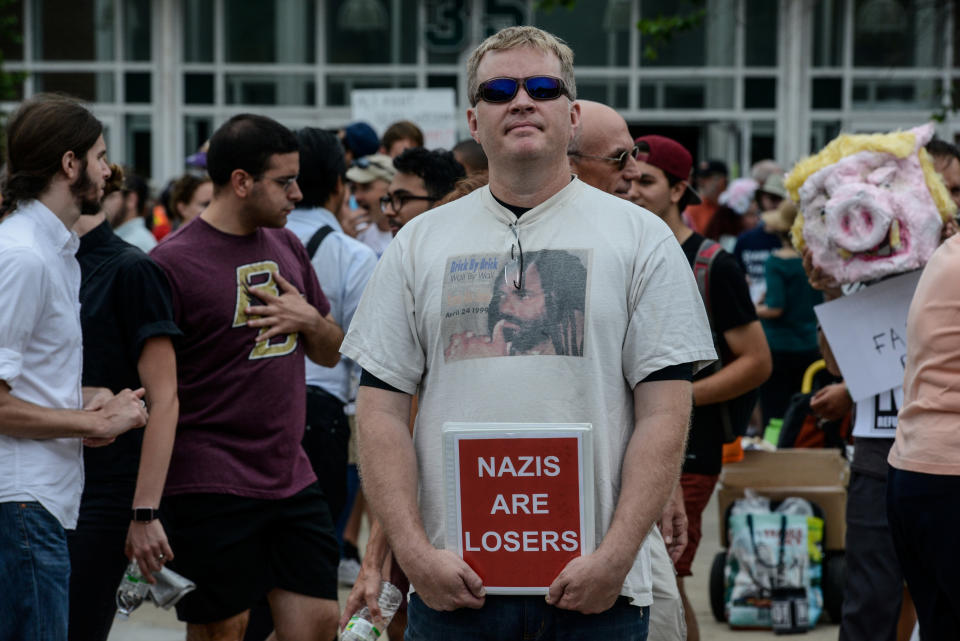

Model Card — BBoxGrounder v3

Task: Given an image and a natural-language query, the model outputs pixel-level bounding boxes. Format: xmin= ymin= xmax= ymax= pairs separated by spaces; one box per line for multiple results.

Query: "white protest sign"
xmin=815 ymin=270 xmax=922 ymax=402
xmin=350 ymin=89 xmax=457 ymax=150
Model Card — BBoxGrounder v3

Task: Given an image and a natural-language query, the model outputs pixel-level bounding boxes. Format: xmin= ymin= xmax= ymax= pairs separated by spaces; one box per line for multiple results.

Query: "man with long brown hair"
xmin=0 ymin=94 xmax=148 ymax=640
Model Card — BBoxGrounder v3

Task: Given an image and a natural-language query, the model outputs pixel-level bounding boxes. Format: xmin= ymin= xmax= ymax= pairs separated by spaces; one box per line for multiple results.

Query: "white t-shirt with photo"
xmin=341 ymin=178 xmax=715 ymax=606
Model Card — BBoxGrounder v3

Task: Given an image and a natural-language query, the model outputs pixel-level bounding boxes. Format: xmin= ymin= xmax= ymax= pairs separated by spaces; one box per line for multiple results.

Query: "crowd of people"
xmin=2 ymin=23 xmax=960 ymax=641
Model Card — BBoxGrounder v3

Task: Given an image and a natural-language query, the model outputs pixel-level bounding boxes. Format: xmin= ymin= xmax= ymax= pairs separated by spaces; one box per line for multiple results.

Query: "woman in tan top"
xmin=887 ymin=233 xmax=960 ymax=640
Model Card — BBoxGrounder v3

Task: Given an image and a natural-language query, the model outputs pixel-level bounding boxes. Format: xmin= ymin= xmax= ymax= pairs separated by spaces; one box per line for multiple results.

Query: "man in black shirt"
xmin=68 ymin=165 xmax=181 ymax=641
xmin=630 ymin=135 xmax=772 ymax=641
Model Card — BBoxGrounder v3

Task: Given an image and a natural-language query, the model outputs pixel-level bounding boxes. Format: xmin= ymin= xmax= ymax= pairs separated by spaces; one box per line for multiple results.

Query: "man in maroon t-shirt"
xmin=151 ymin=114 xmax=344 ymax=640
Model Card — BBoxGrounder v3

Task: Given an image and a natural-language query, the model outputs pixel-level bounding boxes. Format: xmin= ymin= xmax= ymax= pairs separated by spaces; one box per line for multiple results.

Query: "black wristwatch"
xmin=131 ymin=507 xmax=160 ymax=523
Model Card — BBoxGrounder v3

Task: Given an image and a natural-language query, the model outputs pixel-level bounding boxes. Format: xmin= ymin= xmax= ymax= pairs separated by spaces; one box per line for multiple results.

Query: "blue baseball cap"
xmin=342 ymin=122 xmax=379 ymax=158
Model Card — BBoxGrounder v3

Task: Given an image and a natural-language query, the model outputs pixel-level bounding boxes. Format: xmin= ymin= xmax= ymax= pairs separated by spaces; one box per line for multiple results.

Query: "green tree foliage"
xmin=0 ymin=0 xmax=24 ymax=101
xmin=536 ymin=0 xmax=706 ymax=61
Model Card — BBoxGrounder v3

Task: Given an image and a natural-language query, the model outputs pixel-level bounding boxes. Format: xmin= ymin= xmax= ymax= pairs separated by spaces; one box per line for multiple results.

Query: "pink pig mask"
xmin=790 ymin=124 xmax=953 ymax=284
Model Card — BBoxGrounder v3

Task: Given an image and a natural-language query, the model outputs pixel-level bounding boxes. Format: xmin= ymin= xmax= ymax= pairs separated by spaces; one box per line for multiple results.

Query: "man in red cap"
xmin=631 ymin=135 xmax=772 ymax=641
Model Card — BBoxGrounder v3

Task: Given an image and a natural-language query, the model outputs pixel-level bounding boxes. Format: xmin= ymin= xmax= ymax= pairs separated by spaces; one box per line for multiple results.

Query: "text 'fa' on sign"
xmin=814 ymin=269 xmax=922 ymax=402
xmin=442 ymin=423 xmax=595 ymax=594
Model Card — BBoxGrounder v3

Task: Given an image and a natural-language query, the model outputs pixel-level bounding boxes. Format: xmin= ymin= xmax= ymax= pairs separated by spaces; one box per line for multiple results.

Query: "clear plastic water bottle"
xmin=115 ymin=561 xmax=151 ymax=619
xmin=342 ymin=581 xmax=403 ymax=640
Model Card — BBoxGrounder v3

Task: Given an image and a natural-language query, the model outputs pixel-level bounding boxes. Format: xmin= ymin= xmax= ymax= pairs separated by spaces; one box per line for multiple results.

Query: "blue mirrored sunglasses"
xmin=475 ymin=76 xmax=569 ymax=105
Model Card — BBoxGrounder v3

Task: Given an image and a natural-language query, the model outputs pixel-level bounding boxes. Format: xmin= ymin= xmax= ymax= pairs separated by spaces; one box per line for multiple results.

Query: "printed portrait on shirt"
xmin=442 ymin=249 xmax=590 ymax=362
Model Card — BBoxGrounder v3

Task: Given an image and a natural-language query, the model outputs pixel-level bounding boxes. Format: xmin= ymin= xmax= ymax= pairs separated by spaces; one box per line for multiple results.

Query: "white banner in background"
xmin=351 ymin=89 xmax=458 ymax=150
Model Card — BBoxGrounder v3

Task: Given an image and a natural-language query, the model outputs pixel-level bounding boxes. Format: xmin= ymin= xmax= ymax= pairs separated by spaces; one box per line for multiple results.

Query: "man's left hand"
xmin=245 ymin=272 xmax=320 ymax=342
xmin=126 ymin=520 xmax=174 ymax=583
xmin=545 ymin=551 xmax=628 ymax=614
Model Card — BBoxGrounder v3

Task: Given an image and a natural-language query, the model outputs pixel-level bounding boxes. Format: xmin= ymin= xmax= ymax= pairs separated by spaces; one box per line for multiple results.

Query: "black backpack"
xmin=693 ymin=238 xmax=760 ymax=443
xmin=305 ymin=225 xmax=335 ymax=259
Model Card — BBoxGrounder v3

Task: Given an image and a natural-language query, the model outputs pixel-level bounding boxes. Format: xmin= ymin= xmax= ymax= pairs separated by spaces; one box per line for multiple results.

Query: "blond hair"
xmin=466 ymin=26 xmax=576 ymax=107
xmin=786 ymin=127 xmax=958 ymax=250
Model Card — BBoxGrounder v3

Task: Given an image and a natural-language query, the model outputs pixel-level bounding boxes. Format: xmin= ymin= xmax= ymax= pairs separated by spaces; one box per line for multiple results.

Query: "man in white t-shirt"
xmin=340 ymin=27 xmax=714 ymax=640
xmin=0 ymin=94 xmax=148 ymax=640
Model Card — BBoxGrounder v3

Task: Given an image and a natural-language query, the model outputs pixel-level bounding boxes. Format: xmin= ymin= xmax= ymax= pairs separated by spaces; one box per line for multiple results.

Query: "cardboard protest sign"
xmin=814 ymin=270 xmax=922 ymax=402
xmin=351 ymin=89 xmax=456 ymax=150
xmin=443 ymin=423 xmax=594 ymax=594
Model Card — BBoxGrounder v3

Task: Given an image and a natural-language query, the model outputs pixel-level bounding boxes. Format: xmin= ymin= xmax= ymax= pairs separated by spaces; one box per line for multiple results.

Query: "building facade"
xmin=2 ymin=0 xmax=957 ymax=185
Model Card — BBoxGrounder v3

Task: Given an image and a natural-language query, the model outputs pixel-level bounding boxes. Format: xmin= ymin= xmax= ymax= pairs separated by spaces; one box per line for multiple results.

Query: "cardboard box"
xmin=717 ymin=449 xmax=849 ymax=551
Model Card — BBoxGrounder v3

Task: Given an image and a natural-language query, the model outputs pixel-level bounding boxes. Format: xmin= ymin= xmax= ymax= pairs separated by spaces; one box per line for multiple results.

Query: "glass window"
xmin=123 ymin=0 xmax=150 ymax=60
xmin=0 ymin=1 xmax=24 ymax=60
xmin=812 ymin=0 xmax=843 ymax=67
xmin=854 ymin=0 xmax=944 ymax=67
xmin=184 ymin=115 xmax=213 ymax=165
xmin=225 ymin=74 xmax=316 ymax=106
xmin=745 ymin=0 xmax=777 ymax=67
xmin=750 ymin=120 xmax=775 ymax=164
xmin=325 ymin=74 xmax=416 ymax=107
xmin=851 ymin=78 xmax=940 ymax=110
xmin=125 ymin=113 xmax=151 ymax=179
xmin=182 ymin=0 xmax=213 ymax=63
xmin=956 ymin=9 xmax=960 ymax=67
xmin=226 ymin=0 xmax=315 ymax=64
xmin=810 ymin=120 xmax=841 ymax=153
xmin=640 ymin=0 xmax=735 ymax=68
xmin=812 ymin=77 xmax=843 ymax=110
xmin=32 ymin=0 xmax=114 ymax=60
xmin=578 ymin=79 xmax=630 ymax=110
xmin=184 ymin=73 xmax=214 ymax=104
xmin=533 ymin=0 xmax=630 ymax=67
xmin=34 ymin=72 xmax=114 ymax=102
xmin=640 ymin=78 xmax=735 ymax=110
xmin=327 ymin=0 xmax=417 ymax=64
xmin=425 ymin=0 xmax=470 ymax=64
xmin=744 ymin=77 xmax=776 ymax=109
xmin=482 ymin=0 xmax=528 ymax=37
xmin=428 ymin=74 xmax=460 ymax=105
xmin=125 ymin=71 xmax=150 ymax=103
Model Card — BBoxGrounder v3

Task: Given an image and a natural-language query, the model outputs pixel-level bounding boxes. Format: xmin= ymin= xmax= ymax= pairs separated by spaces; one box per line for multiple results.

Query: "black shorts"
xmin=162 ymin=482 xmax=338 ymax=624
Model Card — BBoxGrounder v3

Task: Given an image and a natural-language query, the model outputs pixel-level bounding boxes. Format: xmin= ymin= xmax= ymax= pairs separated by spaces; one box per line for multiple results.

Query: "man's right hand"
xmin=802 ymin=248 xmax=842 ymax=298
xmin=810 ymin=383 xmax=852 ymax=421
xmin=444 ymin=321 xmax=510 ymax=361
xmin=93 ymin=387 xmax=148 ymax=439
xmin=403 ymin=548 xmax=485 ymax=611
xmin=658 ymin=484 xmax=688 ymax=564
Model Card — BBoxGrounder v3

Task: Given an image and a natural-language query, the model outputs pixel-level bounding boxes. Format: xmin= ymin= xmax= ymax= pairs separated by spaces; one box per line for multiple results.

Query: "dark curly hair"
xmin=392 ymin=148 xmax=466 ymax=200
xmin=206 ymin=114 xmax=298 ymax=187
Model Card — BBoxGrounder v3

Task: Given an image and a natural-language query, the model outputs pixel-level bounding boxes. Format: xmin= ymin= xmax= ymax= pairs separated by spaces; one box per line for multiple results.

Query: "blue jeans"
xmin=406 ymin=593 xmax=649 ymax=641
xmin=0 ymin=501 xmax=70 ymax=641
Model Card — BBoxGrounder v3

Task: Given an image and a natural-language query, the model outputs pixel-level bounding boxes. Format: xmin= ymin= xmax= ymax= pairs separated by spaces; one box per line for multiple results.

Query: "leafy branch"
xmin=535 ymin=0 xmax=707 ymax=61
xmin=638 ymin=7 xmax=707 ymax=60
xmin=0 ymin=0 xmax=24 ymax=101
xmin=535 ymin=0 xmax=578 ymax=10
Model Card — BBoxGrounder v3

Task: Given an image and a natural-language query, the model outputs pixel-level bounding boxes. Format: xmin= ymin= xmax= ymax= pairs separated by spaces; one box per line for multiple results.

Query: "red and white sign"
xmin=445 ymin=424 xmax=594 ymax=593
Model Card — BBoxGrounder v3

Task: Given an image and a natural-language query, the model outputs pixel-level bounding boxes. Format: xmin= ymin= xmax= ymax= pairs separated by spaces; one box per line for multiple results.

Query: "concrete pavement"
xmin=107 ymin=487 xmax=839 ymax=640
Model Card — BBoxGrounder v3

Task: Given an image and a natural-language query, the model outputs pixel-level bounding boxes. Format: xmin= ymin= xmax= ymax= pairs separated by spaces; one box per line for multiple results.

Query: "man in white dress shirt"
xmin=0 ymin=94 xmax=148 ymax=641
